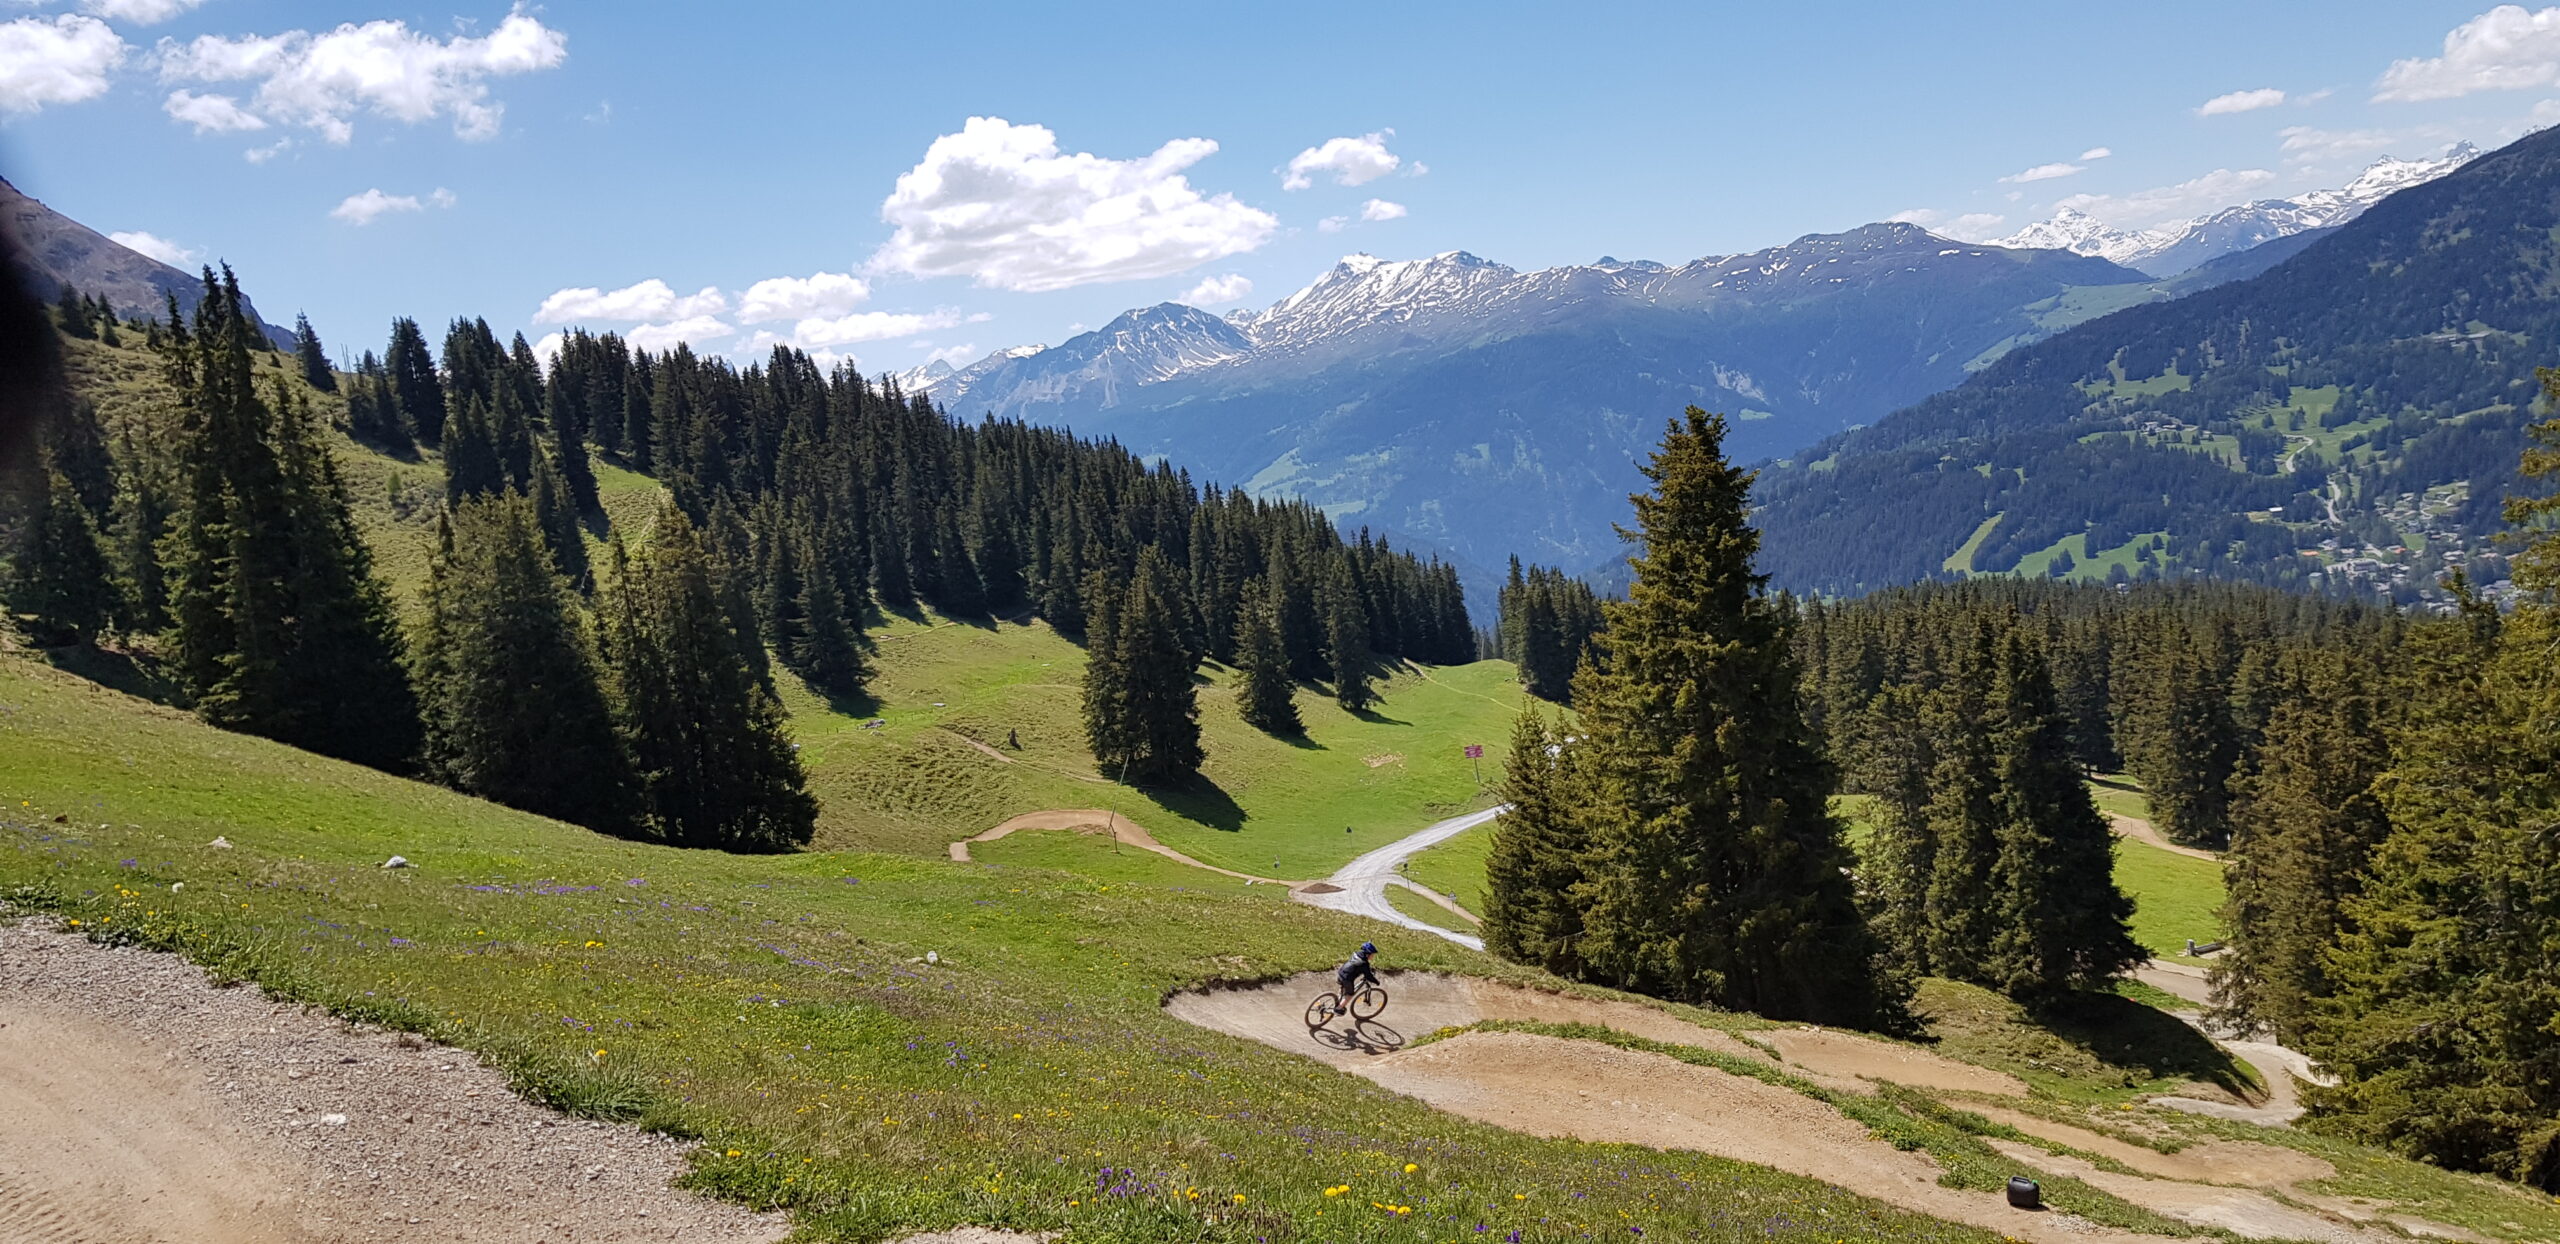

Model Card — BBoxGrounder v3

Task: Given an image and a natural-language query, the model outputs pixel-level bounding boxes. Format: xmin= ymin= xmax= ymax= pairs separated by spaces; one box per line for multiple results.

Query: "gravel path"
xmin=0 ymin=920 xmax=789 ymax=1244
xmin=1291 ymin=806 xmax=1503 ymax=950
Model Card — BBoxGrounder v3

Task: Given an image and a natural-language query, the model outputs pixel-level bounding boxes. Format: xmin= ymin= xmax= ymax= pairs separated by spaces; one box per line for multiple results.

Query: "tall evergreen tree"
xmin=1080 ymin=548 xmax=1204 ymax=781
xmin=789 ymin=532 xmax=867 ymax=696
xmin=605 ymin=508 xmax=816 ymax=851
xmin=1483 ymin=701 xmax=1588 ymax=976
xmin=1570 ymin=409 xmax=1894 ymax=1026
xmin=385 ymin=316 xmax=446 ymax=444
xmin=6 ymin=461 xmax=118 ymax=645
xmin=414 ymin=495 xmax=638 ymax=833
xmin=1979 ymin=628 xmax=2145 ymax=1000
xmin=292 ymin=312 xmax=336 ymax=393
xmin=2212 ymin=651 xmax=2390 ymax=1042
xmin=1232 ymin=573 xmax=1300 ymax=734
xmin=164 ymin=271 xmax=417 ymax=770
xmin=442 ymin=395 xmax=504 ymax=505
xmin=1322 ymin=557 xmax=1374 ymax=712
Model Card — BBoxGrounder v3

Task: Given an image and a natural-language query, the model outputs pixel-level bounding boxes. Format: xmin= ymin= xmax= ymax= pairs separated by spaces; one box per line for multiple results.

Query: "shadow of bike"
xmin=1307 ymin=1018 xmax=1406 ymax=1056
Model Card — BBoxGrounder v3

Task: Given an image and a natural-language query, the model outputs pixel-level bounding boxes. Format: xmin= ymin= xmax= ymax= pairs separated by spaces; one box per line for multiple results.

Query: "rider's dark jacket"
xmin=1335 ymin=954 xmax=1378 ymax=994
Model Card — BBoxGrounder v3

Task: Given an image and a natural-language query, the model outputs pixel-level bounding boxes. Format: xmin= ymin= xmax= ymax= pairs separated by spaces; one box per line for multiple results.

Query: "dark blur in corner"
xmin=0 ymin=155 xmax=67 ymax=484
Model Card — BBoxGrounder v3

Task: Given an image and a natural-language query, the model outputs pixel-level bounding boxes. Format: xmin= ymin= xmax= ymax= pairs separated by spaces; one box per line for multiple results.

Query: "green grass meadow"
xmin=1 ymin=654 xmax=2007 ymax=1244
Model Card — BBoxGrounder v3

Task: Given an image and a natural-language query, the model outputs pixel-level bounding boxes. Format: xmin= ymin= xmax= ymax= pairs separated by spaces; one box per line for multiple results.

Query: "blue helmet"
xmin=1360 ymin=942 xmax=1377 ymax=957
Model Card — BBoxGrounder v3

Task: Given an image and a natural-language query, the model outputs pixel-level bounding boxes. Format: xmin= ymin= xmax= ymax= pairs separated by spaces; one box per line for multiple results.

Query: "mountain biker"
xmin=1335 ymin=941 xmax=1380 ymax=1004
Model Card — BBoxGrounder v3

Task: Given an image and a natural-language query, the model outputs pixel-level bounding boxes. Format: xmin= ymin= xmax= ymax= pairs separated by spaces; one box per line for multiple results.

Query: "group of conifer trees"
xmin=7 ymin=265 xmax=1475 ymax=847
xmin=1484 ymin=556 xmax=1605 ymax=702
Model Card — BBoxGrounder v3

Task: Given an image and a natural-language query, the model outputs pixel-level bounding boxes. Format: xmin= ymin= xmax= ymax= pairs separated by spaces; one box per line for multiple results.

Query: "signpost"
xmin=1464 ymin=743 xmax=1484 ymax=787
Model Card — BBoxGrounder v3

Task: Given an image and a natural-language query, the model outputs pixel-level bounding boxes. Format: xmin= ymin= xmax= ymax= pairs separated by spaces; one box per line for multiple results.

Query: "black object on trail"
xmin=2005 ymin=1176 xmax=2042 ymax=1209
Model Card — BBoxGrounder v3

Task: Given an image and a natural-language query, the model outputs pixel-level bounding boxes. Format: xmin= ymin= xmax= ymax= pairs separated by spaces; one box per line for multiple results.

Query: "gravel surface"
xmin=0 ymin=919 xmax=790 ymax=1244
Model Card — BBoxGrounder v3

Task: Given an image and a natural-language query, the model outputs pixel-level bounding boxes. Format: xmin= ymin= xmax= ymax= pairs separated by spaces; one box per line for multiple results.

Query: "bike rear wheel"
xmin=1350 ymin=985 xmax=1388 ymax=1020
xmin=1304 ymin=992 xmax=1342 ymax=1028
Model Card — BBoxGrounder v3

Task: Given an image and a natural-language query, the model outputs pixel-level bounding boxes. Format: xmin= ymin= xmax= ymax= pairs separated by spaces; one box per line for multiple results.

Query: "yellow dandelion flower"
xmin=1403 ymin=1162 xmax=1417 ymax=1173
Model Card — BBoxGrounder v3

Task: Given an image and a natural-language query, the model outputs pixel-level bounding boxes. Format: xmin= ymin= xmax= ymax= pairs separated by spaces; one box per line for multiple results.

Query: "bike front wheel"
xmin=1305 ymin=992 xmax=1342 ymax=1028
xmin=1350 ymin=985 xmax=1388 ymax=1020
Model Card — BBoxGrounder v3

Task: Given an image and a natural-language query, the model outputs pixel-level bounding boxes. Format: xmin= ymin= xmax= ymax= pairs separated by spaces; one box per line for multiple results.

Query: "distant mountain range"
xmin=1990 ymin=146 xmax=2480 ymax=276
xmin=906 ymin=145 xmax=2486 ymax=593
xmin=1 ymin=177 xmax=293 ymax=347
xmin=1752 ymin=131 xmax=2554 ymax=604
xmin=919 ymin=228 xmax=2183 ymax=583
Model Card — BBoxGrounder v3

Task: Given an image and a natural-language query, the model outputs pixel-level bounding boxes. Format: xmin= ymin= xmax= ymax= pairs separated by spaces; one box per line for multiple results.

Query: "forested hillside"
xmin=1753 ymin=125 xmax=2560 ymax=603
xmin=6 ymin=266 xmax=1474 ymax=850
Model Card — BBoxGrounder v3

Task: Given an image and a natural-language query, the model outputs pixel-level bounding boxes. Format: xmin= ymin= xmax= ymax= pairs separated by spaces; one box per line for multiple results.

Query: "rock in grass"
xmin=382 ymin=855 xmax=410 ymax=869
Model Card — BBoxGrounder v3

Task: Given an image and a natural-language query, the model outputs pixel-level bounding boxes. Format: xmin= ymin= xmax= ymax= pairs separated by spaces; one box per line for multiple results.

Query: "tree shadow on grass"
xmin=42 ymin=642 xmax=186 ymax=708
xmin=2034 ymin=990 xmax=2254 ymax=1098
xmin=1142 ymin=772 xmax=1245 ymax=832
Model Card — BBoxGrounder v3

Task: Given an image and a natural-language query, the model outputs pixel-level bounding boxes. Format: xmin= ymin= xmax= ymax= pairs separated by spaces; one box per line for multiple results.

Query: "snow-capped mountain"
xmin=886 ymin=358 xmax=954 ymax=393
xmin=1993 ymin=145 xmax=2480 ymax=276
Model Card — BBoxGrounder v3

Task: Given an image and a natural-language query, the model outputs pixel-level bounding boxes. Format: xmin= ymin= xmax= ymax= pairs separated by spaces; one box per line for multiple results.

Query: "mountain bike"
xmin=1304 ymin=983 xmax=1388 ymax=1028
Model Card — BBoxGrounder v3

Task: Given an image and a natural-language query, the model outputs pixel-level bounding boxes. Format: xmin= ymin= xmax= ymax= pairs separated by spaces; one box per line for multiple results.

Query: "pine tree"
xmin=1920 ymin=620 xmax=2004 ymax=974
xmin=790 ymin=532 xmax=867 ymax=696
xmin=1483 ymin=700 xmax=1587 ymax=976
xmin=606 ymin=508 xmax=816 ymax=851
xmin=164 ymin=271 xmax=418 ymax=770
xmin=385 ymin=316 xmax=446 ymax=444
xmin=527 ymin=450 xmax=590 ymax=588
xmin=55 ymin=284 xmax=94 ymax=338
xmin=1081 ymin=549 xmax=1203 ymax=781
xmin=6 ymin=462 xmax=118 ymax=645
xmin=1979 ymin=628 xmax=2144 ymax=1000
xmin=292 ymin=313 xmax=337 ymax=393
xmin=414 ymin=494 xmax=638 ymax=833
xmin=1570 ymin=409 xmax=1894 ymax=1026
xmin=1319 ymin=555 xmax=1374 ymax=712
xmin=442 ymin=395 xmax=504 ymax=505
xmin=2212 ymin=651 xmax=2390 ymax=1042
xmin=1232 ymin=573 xmax=1300 ymax=734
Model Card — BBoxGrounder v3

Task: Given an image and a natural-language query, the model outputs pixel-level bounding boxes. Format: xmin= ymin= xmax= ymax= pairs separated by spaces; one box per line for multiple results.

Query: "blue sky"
xmin=3 ymin=0 xmax=2556 ymax=372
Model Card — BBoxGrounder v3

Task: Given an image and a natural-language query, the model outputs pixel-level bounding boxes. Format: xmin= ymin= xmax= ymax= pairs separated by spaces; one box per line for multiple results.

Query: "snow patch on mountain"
xmin=1994 ymin=144 xmax=2480 ymax=275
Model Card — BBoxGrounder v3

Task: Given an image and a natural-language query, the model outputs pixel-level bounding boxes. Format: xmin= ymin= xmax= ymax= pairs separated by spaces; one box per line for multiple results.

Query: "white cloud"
xmin=920 ymin=342 xmax=983 ymax=368
xmin=1281 ymin=130 xmax=1401 ymax=190
xmin=329 ymin=185 xmax=454 ymax=225
xmin=1178 ymin=272 xmax=1253 ymax=306
xmin=2277 ymin=123 xmax=2452 ymax=165
xmin=2377 ymin=5 xmax=2560 ymax=101
xmin=785 ymin=308 xmax=962 ymax=348
xmin=82 ymin=0 xmax=207 ymax=25
xmin=1359 ymin=197 xmax=1407 ymax=221
xmin=2197 ymin=87 xmax=2286 ymax=116
xmin=2000 ymin=161 xmax=2084 ymax=183
xmin=868 ymin=116 xmax=1279 ymax=292
xmin=156 ymin=9 xmax=567 ymax=143
xmin=2055 ymin=167 xmax=2277 ymax=228
xmin=108 ymin=228 xmax=197 ymax=265
xmin=1316 ymin=215 xmax=1348 ymax=233
xmin=2080 ymin=146 xmax=2113 ymax=160
xmin=1886 ymin=208 xmax=2007 ymax=241
xmin=625 ymin=315 xmax=734 ymax=354
xmin=0 ymin=13 xmax=125 ymax=114
xmin=243 ymin=136 xmax=289 ymax=162
xmin=533 ymin=278 xmax=725 ymax=324
xmin=163 ymin=87 xmax=263 ymax=131
xmin=737 ymin=271 xmax=869 ymax=323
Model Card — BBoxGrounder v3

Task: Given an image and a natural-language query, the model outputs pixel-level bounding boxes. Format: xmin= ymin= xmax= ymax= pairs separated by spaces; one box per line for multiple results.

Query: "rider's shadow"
xmin=1310 ymin=1019 xmax=1406 ymax=1056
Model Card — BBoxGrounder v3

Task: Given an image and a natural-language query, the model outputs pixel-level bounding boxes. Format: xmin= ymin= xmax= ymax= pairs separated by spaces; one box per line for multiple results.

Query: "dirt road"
xmin=0 ymin=921 xmax=787 ymax=1244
